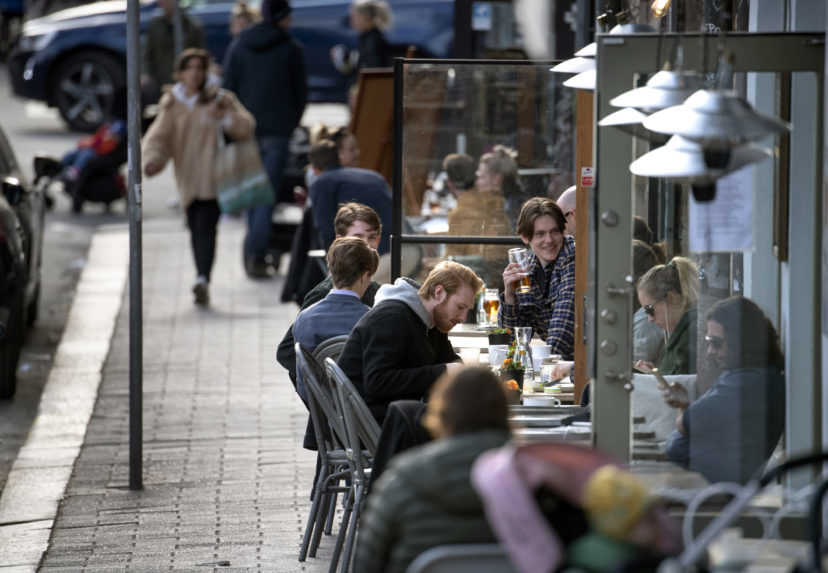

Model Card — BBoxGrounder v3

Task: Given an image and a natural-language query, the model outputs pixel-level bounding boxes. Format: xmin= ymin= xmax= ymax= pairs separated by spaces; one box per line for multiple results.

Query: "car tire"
xmin=53 ymin=51 xmax=124 ymax=132
xmin=0 ymin=292 xmax=24 ymax=399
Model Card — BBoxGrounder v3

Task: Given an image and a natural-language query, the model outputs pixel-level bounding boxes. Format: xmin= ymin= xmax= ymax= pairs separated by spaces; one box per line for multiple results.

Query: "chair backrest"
xmin=406 ymin=544 xmax=516 ymax=573
xmin=313 ymin=334 xmax=350 ymax=364
xmin=296 ymin=343 xmax=348 ymax=453
xmin=324 ymin=357 xmax=381 ymax=455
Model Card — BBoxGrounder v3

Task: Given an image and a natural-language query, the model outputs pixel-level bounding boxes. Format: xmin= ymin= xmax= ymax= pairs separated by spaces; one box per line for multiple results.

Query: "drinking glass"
xmin=482 ymin=288 xmax=500 ymax=326
xmin=508 ymin=247 xmax=531 ymax=294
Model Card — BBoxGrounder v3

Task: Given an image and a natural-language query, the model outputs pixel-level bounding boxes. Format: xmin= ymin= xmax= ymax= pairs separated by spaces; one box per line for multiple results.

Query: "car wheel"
xmin=53 ymin=51 xmax=124 ymax=132
xmin=0 ymin=292 xmax=24 ymax=399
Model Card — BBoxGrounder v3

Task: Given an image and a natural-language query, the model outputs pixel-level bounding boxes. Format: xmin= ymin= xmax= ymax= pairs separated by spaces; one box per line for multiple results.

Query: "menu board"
xmin=689 ymin=166 xmax=754 ymax=253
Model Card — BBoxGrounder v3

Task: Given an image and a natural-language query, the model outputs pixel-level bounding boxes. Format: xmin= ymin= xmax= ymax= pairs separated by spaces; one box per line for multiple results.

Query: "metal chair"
xmin=295 ymin=344 xmax=350 ymax=565
xmin=406 ymin=544 xmax=517 ymax=573
xmin=324 ymin=357 xmax=381 ymax=572
xmin=313 ymin=334 xmax=349 ymax=364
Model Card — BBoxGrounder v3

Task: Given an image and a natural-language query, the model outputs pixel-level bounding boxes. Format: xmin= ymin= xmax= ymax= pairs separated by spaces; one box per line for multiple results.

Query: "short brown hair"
xmin=516 ymin=197 xmax=566 ymax=240
xmin=333 ymin=202 xmax=382 ymax=237
xmin=309 ymin=140 xmax=340 ymax=172
xmin=423 ymin=366 xmax=510 ymax=438
xmin=175 ymin=48 xmax=211 ymax=93
xmin=443 ymin=153 xmax=475 ymax=190
xmin=327 ymin=237 xmax=379 ymax=289
xmin=418 ymin=260 xmax=483 ymax=300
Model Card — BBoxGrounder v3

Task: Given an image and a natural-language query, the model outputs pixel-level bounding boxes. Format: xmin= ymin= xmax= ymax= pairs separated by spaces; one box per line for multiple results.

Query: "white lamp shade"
xmin=610 ymin=70 xmax=703 ymax=112
xmin=563 ymin=69 xmax=595 ymax=91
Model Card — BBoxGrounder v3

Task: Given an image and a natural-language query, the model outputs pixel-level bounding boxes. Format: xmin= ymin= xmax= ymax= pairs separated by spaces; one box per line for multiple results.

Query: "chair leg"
xmin=299 ymin=464 xmax=329 ymax=561
xmin=325 ymin=489 xmax=338 ymax=534
xmin=328 ymin=489 xmax=353 ymax=573
xmin=339 ymin=483 xmax=362 ymax=573
xmin=309 ymin=490 xmax=331 ymax=558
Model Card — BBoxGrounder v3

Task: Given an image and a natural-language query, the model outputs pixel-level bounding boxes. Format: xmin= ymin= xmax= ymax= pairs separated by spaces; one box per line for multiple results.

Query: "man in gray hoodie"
xmin=337 ymin=261 xmax=483 ymax=422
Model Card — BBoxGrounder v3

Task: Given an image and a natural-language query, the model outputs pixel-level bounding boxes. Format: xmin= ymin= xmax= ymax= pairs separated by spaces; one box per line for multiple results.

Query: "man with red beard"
xmin=337 ymin=261 xmax=483 ymax=423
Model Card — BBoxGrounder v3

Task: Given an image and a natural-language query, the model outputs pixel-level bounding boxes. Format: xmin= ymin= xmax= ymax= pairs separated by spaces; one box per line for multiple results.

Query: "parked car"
xmin=0 ymin=126 xmax=46 ymax=399
xmin=8 ymin=0 xmax=454 ymax=132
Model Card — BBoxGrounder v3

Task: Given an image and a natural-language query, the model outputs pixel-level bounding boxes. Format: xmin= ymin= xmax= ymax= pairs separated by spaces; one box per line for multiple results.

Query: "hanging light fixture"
xmin=643 ymin=51 xmax=790 ymax=148
xmin=610 ymin=66 xmax=703 ymax=112
xmin=598 ymin=107 xmax=669 ymax=143
xmin=550 ymin=57 xmax=595 ymax=74
xmin=563 ymin=69 xmax=596 ymax=91
xmin=629 ymin=135 xmax=772 ymax=201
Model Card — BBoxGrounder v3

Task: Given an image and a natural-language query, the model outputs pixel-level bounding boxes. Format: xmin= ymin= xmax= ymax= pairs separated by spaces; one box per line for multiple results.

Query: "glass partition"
xmin=392 ymin=59 xmax=575 ymax=289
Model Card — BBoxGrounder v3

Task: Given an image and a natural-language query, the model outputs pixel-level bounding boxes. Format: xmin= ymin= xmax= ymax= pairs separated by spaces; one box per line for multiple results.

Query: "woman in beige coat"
xmin=143 ymin=48 xmax=255 ymax=306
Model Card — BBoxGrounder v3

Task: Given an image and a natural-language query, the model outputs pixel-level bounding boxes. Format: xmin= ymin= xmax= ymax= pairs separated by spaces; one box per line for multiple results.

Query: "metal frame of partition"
xmin=390 ymin=58 xmax=563 ymax=279
xmin=592 ymin=32 xmax=825 ymax=462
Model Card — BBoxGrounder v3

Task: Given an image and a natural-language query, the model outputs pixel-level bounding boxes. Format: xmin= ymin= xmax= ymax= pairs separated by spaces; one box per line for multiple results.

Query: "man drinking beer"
xmin=500 ymin=197 xmax=575 ymax=360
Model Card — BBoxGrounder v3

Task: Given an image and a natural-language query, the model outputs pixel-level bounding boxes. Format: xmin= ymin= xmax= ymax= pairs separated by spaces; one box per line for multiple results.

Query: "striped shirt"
xmin=499 ymin=236 xmax=576 ymax=360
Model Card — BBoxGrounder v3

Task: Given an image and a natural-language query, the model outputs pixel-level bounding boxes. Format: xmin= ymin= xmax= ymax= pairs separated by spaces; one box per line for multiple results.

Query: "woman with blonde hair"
xmin=350 ymin=0 xmax=393 ymax=69
xmin=635 ymin=256 xmax=700 ymax=375
xmin=142 ymin=48 xmax=255 ymax=306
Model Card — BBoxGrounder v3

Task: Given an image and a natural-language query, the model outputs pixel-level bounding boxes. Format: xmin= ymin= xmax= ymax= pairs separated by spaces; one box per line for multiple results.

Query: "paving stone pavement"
xmin=39 ymin=218 xmax=337 ymax=572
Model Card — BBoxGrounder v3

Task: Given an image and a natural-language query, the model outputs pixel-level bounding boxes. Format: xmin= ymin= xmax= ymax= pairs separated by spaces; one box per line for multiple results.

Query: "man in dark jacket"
xmin=353 ymin=366 xmax=511 ymax=573
xmin=223 ymin=0 xmax=308 ymax=278
xmin=141 ymin=0 xmax=205 ymax=103
xmin=337 ymin=261 xmax=482 ymax=422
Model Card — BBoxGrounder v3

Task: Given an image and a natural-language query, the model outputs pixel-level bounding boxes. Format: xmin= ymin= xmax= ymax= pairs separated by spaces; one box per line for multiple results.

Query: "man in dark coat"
xmin=337 ymin=261 xmax=482 ymax=422
xmin=223 ymin=0 xmax=308 ymax=278
xmin=141 ymin=0 xmax=205 ymax=103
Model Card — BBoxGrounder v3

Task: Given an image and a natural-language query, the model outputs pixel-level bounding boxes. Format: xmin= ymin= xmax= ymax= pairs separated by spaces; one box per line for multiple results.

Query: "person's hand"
xmin=502 ymin=262 xmax=526 ymax=304
xmin=550 ymin=361 xmax=573 ymax=380
xmin=633 ymin=360 xmax=656 ymax=373
xmin=144 ymin=159 xmax=163 ymax=176
xmin=208 ymin=95 xmax=227 ymax=120
xmin=661 ymin=381 xmax=689 ymax=410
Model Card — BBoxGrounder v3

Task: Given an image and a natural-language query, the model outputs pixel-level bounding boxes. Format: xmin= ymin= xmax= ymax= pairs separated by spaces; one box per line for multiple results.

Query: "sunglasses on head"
xmin=643 ymin=303 xmax=656 ymax=317
xmin=705 ymin=335 xmax=725 ymax=350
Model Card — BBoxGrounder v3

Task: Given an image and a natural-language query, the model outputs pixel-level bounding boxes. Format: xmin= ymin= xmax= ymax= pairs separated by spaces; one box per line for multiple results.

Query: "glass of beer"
xmin=508 ymin=248 xmax=531 ymax=294
xmin=483 ymin=288 xmax=500 ymax=325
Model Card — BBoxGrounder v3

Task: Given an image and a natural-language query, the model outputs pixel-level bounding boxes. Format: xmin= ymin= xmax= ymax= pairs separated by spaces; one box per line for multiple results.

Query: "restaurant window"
xmin=392 ymin=59 xmax=575 ymax=292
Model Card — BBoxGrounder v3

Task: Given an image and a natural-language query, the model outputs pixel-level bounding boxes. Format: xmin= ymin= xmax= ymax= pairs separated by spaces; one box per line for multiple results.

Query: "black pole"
xmin=126 ymin=0 xmax=143 ymax=490
xmin=391 ymin=57 xmax=403 ymax=281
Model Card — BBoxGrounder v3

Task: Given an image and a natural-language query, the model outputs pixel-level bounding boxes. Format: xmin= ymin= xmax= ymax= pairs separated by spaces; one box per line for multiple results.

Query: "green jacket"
xmin=657 ymin=307 xmax=697 ymax=375
xmin=353 ymin=431 xmax=510 ymax=573
xmin=142 ymin=14 xmax=205 ymax=88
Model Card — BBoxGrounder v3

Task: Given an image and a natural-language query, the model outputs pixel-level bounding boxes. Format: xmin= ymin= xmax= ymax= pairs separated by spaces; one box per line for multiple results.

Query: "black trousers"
xmin=186 ymin=199 xmax=221 ymax=281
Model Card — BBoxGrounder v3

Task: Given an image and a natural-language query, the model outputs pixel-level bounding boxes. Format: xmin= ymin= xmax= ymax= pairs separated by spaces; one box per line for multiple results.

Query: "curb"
xmin=0 ymin=227 xmax=128 ymax=571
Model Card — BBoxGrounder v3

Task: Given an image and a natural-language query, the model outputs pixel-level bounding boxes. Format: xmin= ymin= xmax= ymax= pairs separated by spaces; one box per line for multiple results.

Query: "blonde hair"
xmin=418 ymin=261 xmax=483 ymax=300
xmin=637 ymin=256 xmax=699 ymax=313
xmin=480 ymin=145 xmax=521 ymax=197
xmin=352 ymin=0 xmax=392 ymax=31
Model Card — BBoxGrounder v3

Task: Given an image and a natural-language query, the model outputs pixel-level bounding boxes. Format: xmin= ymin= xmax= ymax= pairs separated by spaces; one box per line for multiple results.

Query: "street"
xmin=0 ymin=65 xmax=178 ymax=493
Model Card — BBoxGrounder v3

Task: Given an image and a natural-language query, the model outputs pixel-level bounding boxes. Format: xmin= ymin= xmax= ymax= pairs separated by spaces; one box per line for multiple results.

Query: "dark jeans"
xmin=244 ymin=134 xmax=290 ymax=260
xmin=186 ymin=199 xmax=221 ymax=281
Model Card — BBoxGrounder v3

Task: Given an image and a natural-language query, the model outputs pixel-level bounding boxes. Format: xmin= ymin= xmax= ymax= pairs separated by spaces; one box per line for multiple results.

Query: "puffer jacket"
xmin=353 ymin=430 xmax=510 ymax=573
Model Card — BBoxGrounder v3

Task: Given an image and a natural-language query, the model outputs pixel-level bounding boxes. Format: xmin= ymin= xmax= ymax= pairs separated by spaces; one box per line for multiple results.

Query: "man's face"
xmin=564 ymin=210 xmax=576 ymax=236
xmin=523 ymin=215 xmax=563 ymax=267
xmin=431 ymin=284 xmax=475 ymax=333
xmin=343 ymin=220 xmax=380 ymax=250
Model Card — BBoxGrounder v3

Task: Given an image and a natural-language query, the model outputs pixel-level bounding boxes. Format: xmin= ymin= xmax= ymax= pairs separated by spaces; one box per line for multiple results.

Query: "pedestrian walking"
xmin=142 ymin=49 xmax=256 ymax=306
xmin=223 ymin=0 xmax=308 ymax=279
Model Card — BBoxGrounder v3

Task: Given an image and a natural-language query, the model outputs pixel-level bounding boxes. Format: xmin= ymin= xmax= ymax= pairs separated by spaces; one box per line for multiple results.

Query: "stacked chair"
xmin=324 ymin=358 xmax=381 ymax=573
xmin=294 ymin=338 xmax=381 ymax=573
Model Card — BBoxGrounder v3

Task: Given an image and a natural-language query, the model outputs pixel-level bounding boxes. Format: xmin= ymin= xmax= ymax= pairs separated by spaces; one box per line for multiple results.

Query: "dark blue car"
xmin=8 ymin=0 xmax=453 ymax=131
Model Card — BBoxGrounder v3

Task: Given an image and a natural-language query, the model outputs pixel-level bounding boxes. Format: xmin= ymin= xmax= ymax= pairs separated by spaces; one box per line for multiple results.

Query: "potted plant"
xmin=488 ymin=327 xmax=512 ymax=346
xmin=499 ymin=341 xmax=525 ymax=389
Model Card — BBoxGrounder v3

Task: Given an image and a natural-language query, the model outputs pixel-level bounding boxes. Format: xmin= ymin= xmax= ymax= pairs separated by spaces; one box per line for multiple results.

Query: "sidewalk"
xmin=9 ymin=217 xmax=338 ymax=571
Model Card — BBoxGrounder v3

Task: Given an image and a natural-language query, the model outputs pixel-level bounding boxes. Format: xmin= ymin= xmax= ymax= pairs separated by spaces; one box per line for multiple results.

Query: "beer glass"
xmin=482 ymin=288 xmax=500 ymax=326
xmin=508 ymin=248 xmax=531 ymax=294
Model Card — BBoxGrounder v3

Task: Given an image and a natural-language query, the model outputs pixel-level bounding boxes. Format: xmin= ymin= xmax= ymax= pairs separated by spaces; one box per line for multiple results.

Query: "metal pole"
xmin=126 ymin=0 xmax=143 ymax=491
xmin=172 ymin=0 xmax=183 ymax=61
